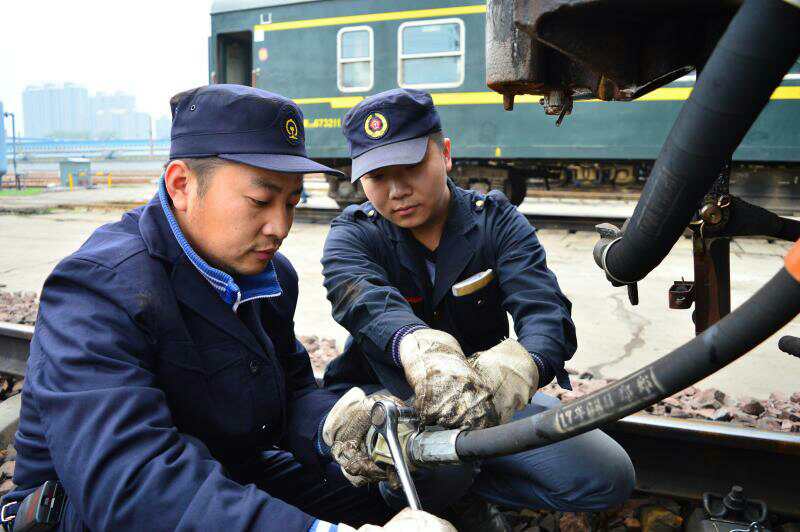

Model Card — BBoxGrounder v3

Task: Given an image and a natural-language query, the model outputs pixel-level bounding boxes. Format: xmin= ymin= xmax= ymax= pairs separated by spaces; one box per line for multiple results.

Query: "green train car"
xmin=209 ymin=0 xmax=800 ymax=210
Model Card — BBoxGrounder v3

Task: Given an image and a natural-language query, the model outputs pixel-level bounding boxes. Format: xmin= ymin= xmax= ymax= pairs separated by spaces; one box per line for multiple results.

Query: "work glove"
xmin=399 ymin=328 xmax=498 ymax=429
xmin=469 ymin=338 xmax=539 ymax=424
xmin=323 ymin=387 xmax=402 ymax=488
xmin=338 ymin=508 xmax=457 ymax=531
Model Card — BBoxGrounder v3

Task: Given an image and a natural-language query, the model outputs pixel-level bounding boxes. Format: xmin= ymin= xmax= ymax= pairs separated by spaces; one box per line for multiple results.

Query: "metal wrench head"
xmin=370 ymin=399 xmax=422 ymax=510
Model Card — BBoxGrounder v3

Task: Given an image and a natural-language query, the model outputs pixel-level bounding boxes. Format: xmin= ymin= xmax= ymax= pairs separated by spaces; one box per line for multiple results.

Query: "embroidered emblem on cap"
xmin=278 ymin=103 xmax=304 ymax=146
xmin=364 ymin=112 xmax=388 ymax=139
xmin=284 ymin=117 xmax=300 ymax=144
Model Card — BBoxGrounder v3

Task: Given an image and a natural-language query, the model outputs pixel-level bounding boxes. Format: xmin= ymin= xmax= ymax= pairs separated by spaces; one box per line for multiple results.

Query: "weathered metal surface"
xmin=668 ymin=280 xmax=695 ymax=310
xmin=606 ymin=413 xmax=800 ymax=517
xmin=487 ymin=0 xmax=741 ymax=113
xmin=0 ymin=323 xmax=32 ymax=378
xmin=691 ymin=166 xmax=733 ymax=334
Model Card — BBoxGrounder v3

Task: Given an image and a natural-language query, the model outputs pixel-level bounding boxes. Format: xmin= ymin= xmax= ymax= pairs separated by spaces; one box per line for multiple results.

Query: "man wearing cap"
xmin=1 ymin=85 xmax=455 ymax=532
xmin=321 ymin=89 xmax=635 ymax=529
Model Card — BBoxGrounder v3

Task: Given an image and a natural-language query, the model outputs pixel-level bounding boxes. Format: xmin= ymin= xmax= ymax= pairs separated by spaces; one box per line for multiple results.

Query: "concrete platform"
xmin=1 ymin=208 xmax=798 ymax=399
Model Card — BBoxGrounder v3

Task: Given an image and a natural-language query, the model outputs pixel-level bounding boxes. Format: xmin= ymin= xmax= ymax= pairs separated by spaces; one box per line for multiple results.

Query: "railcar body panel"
xmin=209 ymin=1 xmax=800 ymax=163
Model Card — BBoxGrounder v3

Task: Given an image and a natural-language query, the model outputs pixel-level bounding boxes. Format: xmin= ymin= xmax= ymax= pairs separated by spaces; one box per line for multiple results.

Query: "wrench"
xmin=370 ymin=399 xmax=422 ymax=510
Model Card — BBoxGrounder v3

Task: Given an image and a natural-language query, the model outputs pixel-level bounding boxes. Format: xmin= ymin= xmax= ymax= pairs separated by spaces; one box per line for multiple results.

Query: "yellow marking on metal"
xmin=772 ymin=86 xmax=800 ymax=99
xmin=295 ymin=86 xmax=800 ymax=109
xmin=255 ymin=4 xmax=486 ymax=32
xmin=294 ymin=96 xmax=365 ymax=109
xmin=634 ymin=87 xmax=693 ymax=101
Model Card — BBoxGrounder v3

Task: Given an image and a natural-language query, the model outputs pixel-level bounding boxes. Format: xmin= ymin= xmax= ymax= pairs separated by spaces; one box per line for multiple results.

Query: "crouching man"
xmin=0 ymin=85 xmax=453 ymax=532
xmin=321 ymin=89 xmax=636 ymax=531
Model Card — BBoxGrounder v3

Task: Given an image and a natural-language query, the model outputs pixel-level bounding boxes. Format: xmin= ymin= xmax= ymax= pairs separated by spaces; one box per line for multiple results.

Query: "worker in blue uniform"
xmin=321 ymin=89 xmax=636 ymax=531
xmin=0 ymin=85 xmax=456 ymax=532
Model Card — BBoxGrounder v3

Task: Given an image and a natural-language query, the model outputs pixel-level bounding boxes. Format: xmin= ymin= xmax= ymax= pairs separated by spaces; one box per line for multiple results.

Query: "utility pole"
xmin=148 ymin=115 xmax=154 ymax=157
xmin=3 ymin=111 xmax=20 ymax=190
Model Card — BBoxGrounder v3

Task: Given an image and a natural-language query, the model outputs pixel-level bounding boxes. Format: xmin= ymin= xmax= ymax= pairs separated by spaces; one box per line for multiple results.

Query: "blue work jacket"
xmin=4 ymin=194 xmax=339 ymax=531
xmin=321 ymin=182 xmax=577 ymax=399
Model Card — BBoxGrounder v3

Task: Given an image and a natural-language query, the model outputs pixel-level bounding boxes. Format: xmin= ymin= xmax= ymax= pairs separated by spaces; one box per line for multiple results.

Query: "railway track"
xmin=0 ymin=322 xmax=32 ymax=379
xmin=1 ymin=321 xmax=797 ymax=516
xmin=292 ymin=206 xmax=628 ymax=232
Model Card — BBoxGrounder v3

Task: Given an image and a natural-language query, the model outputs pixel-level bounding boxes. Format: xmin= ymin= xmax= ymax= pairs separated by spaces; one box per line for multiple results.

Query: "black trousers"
xmin=253 ymin=450 xmax=394 ymax=527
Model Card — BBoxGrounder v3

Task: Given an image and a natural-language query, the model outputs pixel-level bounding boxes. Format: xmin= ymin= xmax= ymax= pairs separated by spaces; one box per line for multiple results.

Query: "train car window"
xmin=398 ymin=18 xmax=464 ymax=89
xmin=337 ymin=26 xmax=374 ymax=93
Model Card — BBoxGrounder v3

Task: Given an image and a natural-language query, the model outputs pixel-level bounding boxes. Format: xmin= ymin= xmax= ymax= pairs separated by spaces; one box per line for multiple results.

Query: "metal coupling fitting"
xmin=408 ymin=428 xmax=462 ymax=465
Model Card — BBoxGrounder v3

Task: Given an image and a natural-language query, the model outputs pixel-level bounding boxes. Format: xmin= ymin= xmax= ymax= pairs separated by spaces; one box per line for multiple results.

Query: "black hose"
xmin=597 ymin=0 xmax=800 ymax=283
xmin=778 ymin=335 xmax=800 ymax=358
xmin=721 ymin=196 xmax=800 ymax=241
xmin=455 ymin=264 xmax=800 ymax=459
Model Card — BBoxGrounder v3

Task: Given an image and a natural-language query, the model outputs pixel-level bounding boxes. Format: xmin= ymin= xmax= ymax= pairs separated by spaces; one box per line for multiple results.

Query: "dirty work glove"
xmin=337 ymin=508 xmax=457 ymax=531
xmin=469 ymin=338 xmax=539 ymax=424
xmin=399 ymin=328 xmax=498 ymax=429
xmin=323 ymin=387 xmax=402 ymax=487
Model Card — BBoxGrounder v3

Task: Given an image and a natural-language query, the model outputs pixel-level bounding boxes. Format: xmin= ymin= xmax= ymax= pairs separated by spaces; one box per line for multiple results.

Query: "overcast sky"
xmin=0 ymin=1 xmax=212 ymax=134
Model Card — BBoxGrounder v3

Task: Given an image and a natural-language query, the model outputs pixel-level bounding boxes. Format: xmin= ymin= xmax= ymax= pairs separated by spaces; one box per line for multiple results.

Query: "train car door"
xmin=217 ymin=31 xmax=253 ymax=86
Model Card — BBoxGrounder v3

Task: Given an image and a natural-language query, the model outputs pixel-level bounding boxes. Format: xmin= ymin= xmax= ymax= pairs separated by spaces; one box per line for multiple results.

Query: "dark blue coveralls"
xmin=322 ymin=182 xmax=636 ymax=512
xmin=2 ymin=187 xmax=392 ymax=531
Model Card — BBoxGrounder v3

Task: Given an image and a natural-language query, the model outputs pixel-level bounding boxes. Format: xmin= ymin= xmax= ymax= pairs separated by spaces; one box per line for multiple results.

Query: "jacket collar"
xmin=140 ymin=176 xmax=282 ymax=311
xmin=376 ymin=180 xmax=479 ymax=307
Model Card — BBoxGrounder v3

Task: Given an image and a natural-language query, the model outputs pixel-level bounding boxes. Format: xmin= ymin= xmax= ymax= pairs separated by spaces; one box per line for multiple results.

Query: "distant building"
xmin=155 ymin=115 xmax=172 ymax=140
xmin=22 ymin=85 xmax=151 ymax=140
xmin=90 ymin=91 xmax=137 ymax=135
xmin=94 ymin=109 xmax=151 ymax=139
xmin=23 ymin=83 xmax=91 ymax=138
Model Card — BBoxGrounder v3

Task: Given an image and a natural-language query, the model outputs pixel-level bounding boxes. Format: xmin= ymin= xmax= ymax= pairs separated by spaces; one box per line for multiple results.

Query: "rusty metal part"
xmin=692 ymin=235 xmax=731 ymax=335
xmin=668 ymin=280 xmax=695 ymax=309
xmin=700 ymin=203 xmax=724 ymax=226
xmin=486 ymin=0 xmax=741 ymax=121
xmin=538 ymin=90 xmax=573 ymax=126
xmin=691 ymin=166 xmax=732 ymax=334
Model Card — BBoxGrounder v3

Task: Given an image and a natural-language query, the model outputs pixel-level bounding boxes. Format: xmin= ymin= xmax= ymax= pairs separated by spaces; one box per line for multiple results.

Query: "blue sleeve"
xmin=26 ymin=258 xmax=316 ymax=531
xmin=490 ymin=196 xmax=577 ymax=389
xmin=321 ymin=216 xmax=427 ymax=366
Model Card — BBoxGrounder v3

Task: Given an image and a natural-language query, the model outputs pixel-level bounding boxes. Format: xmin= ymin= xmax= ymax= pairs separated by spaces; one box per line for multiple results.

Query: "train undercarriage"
xmin=325 ymin=160 xmax=800 ymax=215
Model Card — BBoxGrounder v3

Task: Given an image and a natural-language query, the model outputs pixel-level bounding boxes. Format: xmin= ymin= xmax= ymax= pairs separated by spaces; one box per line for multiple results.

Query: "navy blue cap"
xmin=343 ymin=89 xmax=441 ymax=182
xmin=169 ymin=84 xmax=343 ymax=176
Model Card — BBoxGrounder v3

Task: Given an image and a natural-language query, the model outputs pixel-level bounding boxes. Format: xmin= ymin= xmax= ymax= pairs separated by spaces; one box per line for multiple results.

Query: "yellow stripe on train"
xmin=254 ymin=4 xmax=487 ymax=32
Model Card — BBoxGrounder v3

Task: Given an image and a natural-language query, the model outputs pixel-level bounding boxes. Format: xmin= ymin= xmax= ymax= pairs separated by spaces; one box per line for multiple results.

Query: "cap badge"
xmin=284 ymin=117 xmax=300 ymax=144
xmin=364 ymin=112 xmax=388 ymax=139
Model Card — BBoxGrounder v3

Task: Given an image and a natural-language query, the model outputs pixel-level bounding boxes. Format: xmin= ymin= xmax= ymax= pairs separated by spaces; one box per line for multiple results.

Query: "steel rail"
xmin=293 ymin=206 xmax=629 ymax=231
xmin=0 ymin=322 xmax=33 ymax=378
xmin=605 ymin=413 xmax=800 ymax=517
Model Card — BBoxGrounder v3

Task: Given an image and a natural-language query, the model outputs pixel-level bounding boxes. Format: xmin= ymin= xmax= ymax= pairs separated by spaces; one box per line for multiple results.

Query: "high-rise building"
xmin=94 ymin=109 xmax=151 ymax=139
xmin=22 ymin=83 xmax=91 ymax=138
xmin=21 ymin=85 xmax=152 ymax=139
xmin=90 ymin=91 xmax=137 ymax=135
xmin=155 ymin=115 xmax=172 ymax=140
